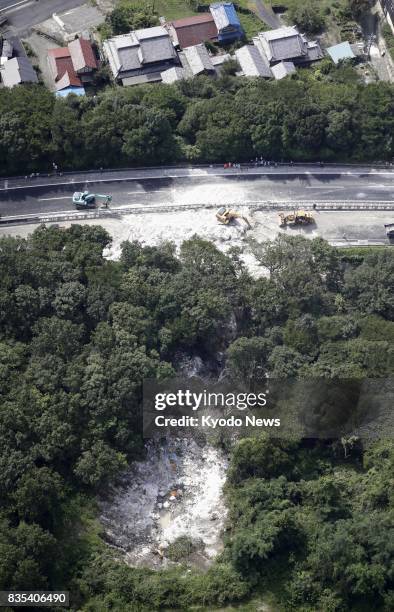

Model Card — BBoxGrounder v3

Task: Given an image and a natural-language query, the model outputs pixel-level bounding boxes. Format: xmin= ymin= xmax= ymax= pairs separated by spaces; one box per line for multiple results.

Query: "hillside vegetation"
xmin=0 ymin=69 xmax=393 ymax=176
xmin=0 ymin=227 xmax=393 ymax=609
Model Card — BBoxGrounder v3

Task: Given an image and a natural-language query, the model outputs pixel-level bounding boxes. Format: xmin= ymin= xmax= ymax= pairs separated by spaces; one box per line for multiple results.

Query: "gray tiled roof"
xmin=271 ymin=60 xmax=296 ymax=79
xmin=258 ymin=26 xmax=305 ymax=62
xmin=135 ymin=26 xmax=169 ymax=40
xmin=118 ymin=45 xmax=141 ymax=71
xmin=235 ymin=44 xmax=271 ymax=77
xmin=122 ymin=72 xmax=163 ymax=86
xmin=306 ymin=41 xmax=324 ymax=62
xmin=255 ymin=26 xmax=323 ymax=64
xmin=161 ymin=66 xmax=187 ymax=83
xmin=138 ymin=35 xmax=176 ymax=64
xmin=103 ymin=27 xmax=176 ymax=79
xmin=183 ymin=43 xmax=214 ymax=75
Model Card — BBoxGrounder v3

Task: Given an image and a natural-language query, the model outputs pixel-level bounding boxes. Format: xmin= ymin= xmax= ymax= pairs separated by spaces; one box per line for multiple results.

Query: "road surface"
xmin=253 ymin=0 xmax=281 ymax=29
xmin=0 ymin=0 xmax=84 ymax=33
xmin=1 ymin=165 xmax=394 ymax=219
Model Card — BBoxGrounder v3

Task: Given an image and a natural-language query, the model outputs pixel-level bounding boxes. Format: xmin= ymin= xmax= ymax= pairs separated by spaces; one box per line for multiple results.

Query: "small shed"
xmin=326 ymin=41 xmax=356 ymax=64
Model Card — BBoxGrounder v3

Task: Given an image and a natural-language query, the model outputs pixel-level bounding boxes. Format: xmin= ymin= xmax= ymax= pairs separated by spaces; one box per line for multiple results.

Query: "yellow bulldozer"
xmin=216 ymin=207 xmax=251 ymax=229
xmin=278 ymin=210 xmax=314 ymax=228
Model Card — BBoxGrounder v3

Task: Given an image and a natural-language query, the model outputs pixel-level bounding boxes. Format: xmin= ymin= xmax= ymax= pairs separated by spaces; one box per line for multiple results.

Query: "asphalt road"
xmin=0 ymin=0 xmax=83 ymax=33
xmin=1 ymin=166 xmax=394 ymax=218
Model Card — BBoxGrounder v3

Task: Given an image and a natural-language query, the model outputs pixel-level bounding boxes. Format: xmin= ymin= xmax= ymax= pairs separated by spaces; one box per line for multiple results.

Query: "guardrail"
xmin=1 ymin=200 xmax=394 ymax=227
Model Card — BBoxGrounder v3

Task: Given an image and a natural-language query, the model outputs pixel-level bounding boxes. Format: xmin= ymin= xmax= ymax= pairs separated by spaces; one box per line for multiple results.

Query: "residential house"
xmin=68 ymin=37 xmax=98 ymax=82
xmin=210 ymin=2 xmax=244 ymax=43
xmin=103 ymin=26 xmax=178 ymax=86
xmin=161 ymin=45 xmax=230 ymax=82
xmin=166 ymin=13 xmax=218 ymax=49
xmin=1 ymin=56 xmax=38 ymax=87
xmin=253 ymin=26 xmax=323 ymax=66
xmin=47 ymin=37 xmax=97 ymax=95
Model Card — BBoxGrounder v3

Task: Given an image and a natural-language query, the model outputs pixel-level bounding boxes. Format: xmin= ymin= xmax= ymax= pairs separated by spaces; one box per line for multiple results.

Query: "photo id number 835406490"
xmin=0 ymin=592 xmax=69 ymax=607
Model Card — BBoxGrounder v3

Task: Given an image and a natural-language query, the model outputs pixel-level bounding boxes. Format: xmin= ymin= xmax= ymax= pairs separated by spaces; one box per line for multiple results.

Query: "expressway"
xmin=1 ymin=165 xmax=394 ymax=220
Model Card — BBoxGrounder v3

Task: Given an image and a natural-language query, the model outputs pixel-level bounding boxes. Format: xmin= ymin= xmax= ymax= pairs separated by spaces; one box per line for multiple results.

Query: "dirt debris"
xmin=100 ymin=438 xmax=228 ymax=569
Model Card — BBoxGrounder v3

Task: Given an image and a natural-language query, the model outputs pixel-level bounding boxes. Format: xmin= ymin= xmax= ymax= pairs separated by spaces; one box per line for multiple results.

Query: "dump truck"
xmin=279 ymin=210 xmax=314 ymax=227
xmin=73 ymin=191 xmax=112 ymax=209
xmin=216 ymin=207 xmax=251 ymax=229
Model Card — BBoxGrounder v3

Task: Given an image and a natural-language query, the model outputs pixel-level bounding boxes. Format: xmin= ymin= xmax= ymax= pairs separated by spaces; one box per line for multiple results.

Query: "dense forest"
xmin=0 ymin=64 xmax=393 ymax=176
xmin=0 ymin=226 xmax=393 ymax=610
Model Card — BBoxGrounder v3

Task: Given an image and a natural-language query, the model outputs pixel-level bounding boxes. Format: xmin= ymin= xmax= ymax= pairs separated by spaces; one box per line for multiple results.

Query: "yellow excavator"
xmin=216 ymin=207 xmax=251 ymax=229
xmin=279 ymin=210 xmax=314 ymax=228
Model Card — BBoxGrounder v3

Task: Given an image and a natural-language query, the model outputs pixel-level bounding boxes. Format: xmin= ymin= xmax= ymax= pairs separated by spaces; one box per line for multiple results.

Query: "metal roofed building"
xmin=1 ymin=56 xmax=38 ymax=87
xmin=103 ymin=26 xmax=178 ymax=85
xmin=182 ymin=43 xmax=215 ymax=75
xmin=161 ymin=66 xmax=187 ymax=83
xmin=47 ymin=47 xmax=73 ymax=81
xmin=55 ymin=68 xmax=83 ymax=91
xmin=271 ymin=60 xmax=296 ymax=79
xmin=68 ymin=37 xmax=98 ymax=77
xmin=47 ymin=38 xmax=97 ymax=91
xmin=255 ymin=26 xmax=323 ymax=65
xmin=210 ymin=3 xmax=244 ymax=43
xmin=56 ymin=87 xmax=86 ymax=97
xmin=167 ymin=14 xmax=218 ymax=49
xmin=235 ymin=44 xmax=272 ymax=77
xmin=326 ymin=41 xmax=356 ymax=64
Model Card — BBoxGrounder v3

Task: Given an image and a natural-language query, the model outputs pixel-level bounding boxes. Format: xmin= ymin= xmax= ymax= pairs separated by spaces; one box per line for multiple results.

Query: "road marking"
xmin=126 ymin=190 xmax=165 ymax=195
xmin=38 ymin=196 xmax=70 ymax=201
xmin=0 ymin=0 xmax=30 ymax=13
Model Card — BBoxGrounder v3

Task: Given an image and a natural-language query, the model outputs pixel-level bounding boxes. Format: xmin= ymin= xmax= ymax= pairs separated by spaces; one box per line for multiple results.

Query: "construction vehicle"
xmin=216 ymin=207 xmax=251 ymax=229
xmin=384 ymin=223 xmax=394 ymax=240
xmin=279 ymin=210 xmax=314 ymax=228
xmin=72 ymin=191 xmax=112 ymax=209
